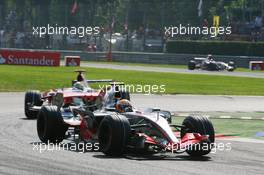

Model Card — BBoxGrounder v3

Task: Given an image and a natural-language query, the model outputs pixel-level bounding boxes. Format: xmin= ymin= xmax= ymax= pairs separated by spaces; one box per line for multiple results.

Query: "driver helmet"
xmin=74 ymin=82 xmax=85 ymax=90
xmin=207 ymin=54 xmax=213 ymax=61
xmin=77 ymin=72 xmax=85 ymax=82
xmin=115 ymin=99 xmax=133 ymax=113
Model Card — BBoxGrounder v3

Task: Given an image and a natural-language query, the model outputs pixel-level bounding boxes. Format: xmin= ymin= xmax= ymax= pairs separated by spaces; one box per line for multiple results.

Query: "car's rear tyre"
xmin=227 ymin=68 xmax=234 ymax=72
xmin=98 ymin=114 xmax=131 ymax=156
xmin=24 ymin=90 xmax=43 ymax=119
xmin=228 ymin=61 xmax=236 ymax=68
xmin=181 ymin=115 xmax=215 ymax=156
xmin=188 ymin=60 xmax=196 ymax=70
xmin=37 ymin=106 xmax=67 ymax=143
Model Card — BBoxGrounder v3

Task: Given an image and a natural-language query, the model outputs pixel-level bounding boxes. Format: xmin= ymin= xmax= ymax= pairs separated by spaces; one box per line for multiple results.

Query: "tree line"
xmin=0 ymin=0 xmax=262 ymax=33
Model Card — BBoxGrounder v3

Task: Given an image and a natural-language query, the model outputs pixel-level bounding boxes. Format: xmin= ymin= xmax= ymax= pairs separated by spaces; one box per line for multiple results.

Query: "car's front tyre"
xmin=24 ymin=90 xmax=43 ymax=119
xmin=98 ymin=114 xmax=131 ymax=156
xmin=181 ymin=115 xmax=215 ymax=156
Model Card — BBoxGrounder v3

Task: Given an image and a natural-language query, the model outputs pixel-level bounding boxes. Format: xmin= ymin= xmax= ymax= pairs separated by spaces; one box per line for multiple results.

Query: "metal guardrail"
xmin=1 ymin=48 xmax=263 ymax=68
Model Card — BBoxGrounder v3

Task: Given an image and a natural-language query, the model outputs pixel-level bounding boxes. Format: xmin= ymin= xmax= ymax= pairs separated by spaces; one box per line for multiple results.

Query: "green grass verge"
xmin=1 ymin=65 xmax=264 ymax=95
xmin=85 ymin=61 xmax=187 ymax=69
xmin=172 ymin=117 xmax=264 ymax=139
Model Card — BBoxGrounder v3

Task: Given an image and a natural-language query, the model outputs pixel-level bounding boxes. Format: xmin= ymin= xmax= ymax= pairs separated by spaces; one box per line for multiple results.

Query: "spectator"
xmin=254 ymin=16 xmax=262 ymax=32
xmin=0 ymin=30 xmax=4 ymax=47
xmin=203 ymin=18 xmax=209 ymax=28
xmin=15 ymin=31 xmax=25 ymax=48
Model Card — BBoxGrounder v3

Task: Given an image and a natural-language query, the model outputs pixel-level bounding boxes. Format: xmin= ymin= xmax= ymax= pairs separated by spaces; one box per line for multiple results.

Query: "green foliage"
xmin=0 ymin=0 xmax=262 ymax=36
xmin=172 ymin=117 xmax=264 ymax=139
xmin=166 ymin=40 xmax=264 ymax=56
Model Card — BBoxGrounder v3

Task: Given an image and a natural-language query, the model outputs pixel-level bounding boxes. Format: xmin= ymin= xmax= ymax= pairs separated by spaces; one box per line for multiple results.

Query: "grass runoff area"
xmin=172 ymin=117 xmax=264 ymax=139
xmin=1 ymin=65 xmax=264 ymax=95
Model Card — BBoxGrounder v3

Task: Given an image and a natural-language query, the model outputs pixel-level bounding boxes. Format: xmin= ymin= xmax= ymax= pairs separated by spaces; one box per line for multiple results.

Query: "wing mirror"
xmin=152 ymin=108 xmax=161 ymax=112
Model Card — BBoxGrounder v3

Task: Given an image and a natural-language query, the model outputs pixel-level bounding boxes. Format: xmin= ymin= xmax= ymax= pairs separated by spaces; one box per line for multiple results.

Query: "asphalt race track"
xmin=132 ymin=94 xmax=264 ymax=112
xmin=0 ymin=93 xmax=263 ymax=175
xmin=80 ymin=62 xmax=264 ymax=79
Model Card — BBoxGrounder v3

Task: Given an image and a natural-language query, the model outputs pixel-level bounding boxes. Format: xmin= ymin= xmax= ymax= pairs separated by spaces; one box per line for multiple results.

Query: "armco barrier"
xmin=1 ymin=48 xmax=263 ymax=68
xmin=60 ymin=50 xmax=263 ymax=68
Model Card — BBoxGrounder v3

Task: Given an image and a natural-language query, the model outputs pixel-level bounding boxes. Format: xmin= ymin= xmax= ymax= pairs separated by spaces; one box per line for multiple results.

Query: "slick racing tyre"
xmin=37 ymin=106 xmax=68 ymax=143
xmin=227 ymin=68 xmax=235 ymax=72
xmin=188 ymin=60 xmax=196 ymax=70
xmin=228 ymin=61 xmax=236 ymax=72
xmin=181 ymin=115 xmax=215 ymax=156
xmin=24 ymin=90 xmax=43 ymax=119
xmin=98 ymin=114 xmax=131 ymax=156
xmin=228 ymin=61 xmax=236 ymax=68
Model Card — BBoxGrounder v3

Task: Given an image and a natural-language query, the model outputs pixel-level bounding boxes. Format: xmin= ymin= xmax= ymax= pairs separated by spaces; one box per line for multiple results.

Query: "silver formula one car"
xmin=36 ymin=94 xmax=215 ymax=157
xmin=188 ymin=57 xmax=236 ymax=72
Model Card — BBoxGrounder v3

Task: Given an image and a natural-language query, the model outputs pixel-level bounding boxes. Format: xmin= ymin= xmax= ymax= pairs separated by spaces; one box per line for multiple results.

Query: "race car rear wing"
xmin=72 ymin=79 xmax=114 ymax=85
xmin=87 ymin=79 xmax=114 ymax=83
xmin=194 ymin=57 xmax=206 ymax=60
xmin=110 ymin=82 xmax=125 ymax=86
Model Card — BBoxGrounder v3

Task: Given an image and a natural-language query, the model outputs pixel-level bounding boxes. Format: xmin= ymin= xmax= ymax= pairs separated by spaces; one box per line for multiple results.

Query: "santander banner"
xmin=0 ymin=50 xmax=60 ymax=66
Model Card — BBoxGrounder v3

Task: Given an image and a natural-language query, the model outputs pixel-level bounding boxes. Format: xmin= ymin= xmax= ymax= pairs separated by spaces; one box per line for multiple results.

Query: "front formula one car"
xmin=36 ymin=97 xmax=215 ymax=157
xmin=188 ymin=57 xmax=236 ymax=72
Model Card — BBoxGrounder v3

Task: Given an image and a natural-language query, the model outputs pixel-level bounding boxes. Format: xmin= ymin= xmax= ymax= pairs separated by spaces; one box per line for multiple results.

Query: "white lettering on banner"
xmin=7 ymin=55 xmax=55 ymax=66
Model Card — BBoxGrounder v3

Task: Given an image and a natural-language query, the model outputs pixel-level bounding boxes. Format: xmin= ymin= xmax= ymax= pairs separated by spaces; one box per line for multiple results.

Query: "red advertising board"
xmin=0 ymin=50 xmax=60 ymax=66
xmin=249 ymin=61 xmax=264 ymax=71
xmin=65 ymin=56 xmax=80 ymax=67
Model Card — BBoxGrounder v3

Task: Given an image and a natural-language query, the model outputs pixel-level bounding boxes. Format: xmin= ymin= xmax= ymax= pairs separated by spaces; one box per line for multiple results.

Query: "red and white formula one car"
xmin=36 ymin=93 xmax=215 ymax=157
xmin=24 ymin=70 xmax=129 ymax=119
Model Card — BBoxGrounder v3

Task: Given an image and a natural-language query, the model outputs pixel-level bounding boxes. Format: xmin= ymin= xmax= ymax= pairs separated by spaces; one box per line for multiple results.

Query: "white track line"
xmin=240 ymin=117 xmax=252 ymax=120
xmin=219 ymin=116 xmax=232 ymax=119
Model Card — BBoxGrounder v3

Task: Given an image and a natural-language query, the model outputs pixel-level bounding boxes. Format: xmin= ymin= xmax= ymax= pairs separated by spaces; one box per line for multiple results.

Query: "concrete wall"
xmin=1 ymin=48 xmax=263 ymax=68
